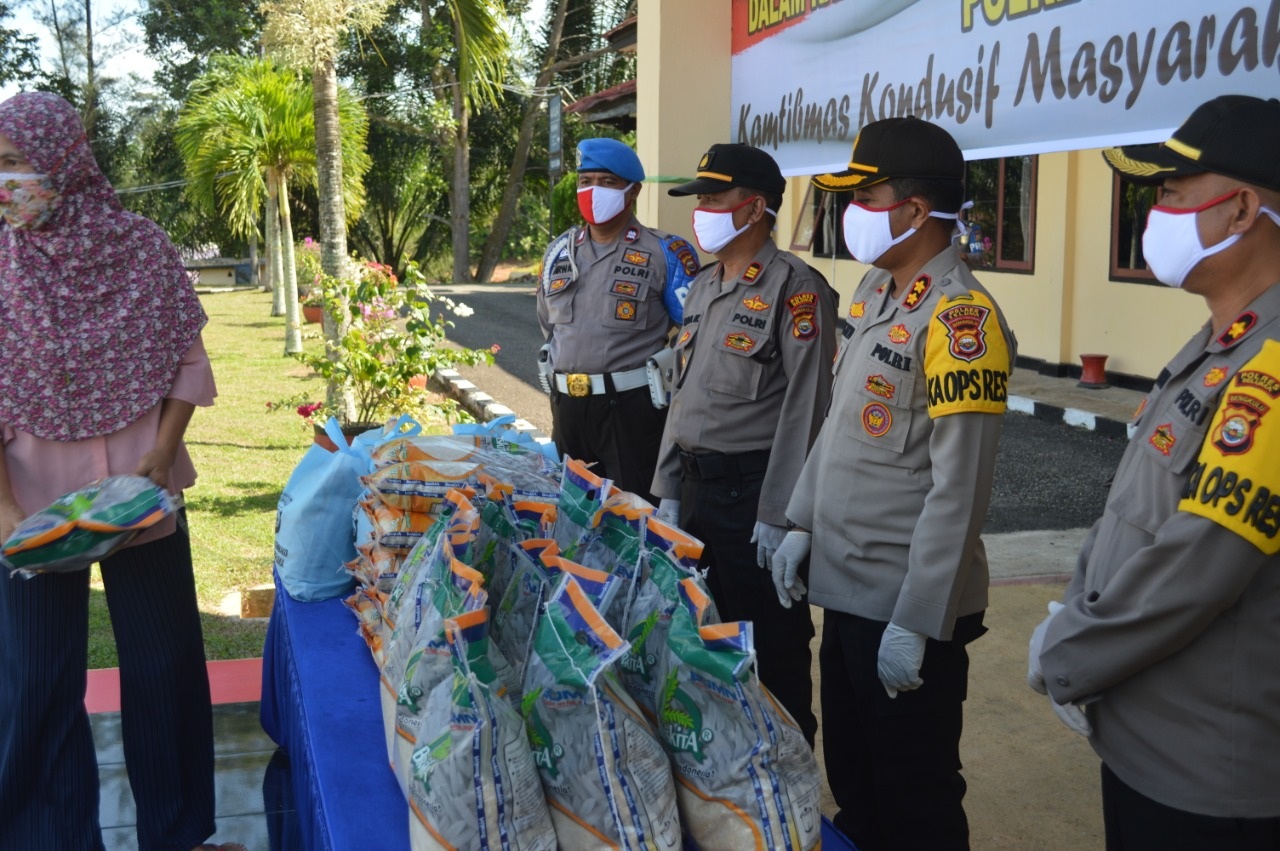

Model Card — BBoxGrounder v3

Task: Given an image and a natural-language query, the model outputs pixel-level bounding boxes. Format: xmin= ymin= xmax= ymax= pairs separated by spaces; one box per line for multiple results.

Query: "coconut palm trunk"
xmin=267 ymin=178 xmax=286 ymax=317
xmin=278 ymin=171 xmax=304 ymax=354
xmin=449 ymin=65 xmax=471 ymax=284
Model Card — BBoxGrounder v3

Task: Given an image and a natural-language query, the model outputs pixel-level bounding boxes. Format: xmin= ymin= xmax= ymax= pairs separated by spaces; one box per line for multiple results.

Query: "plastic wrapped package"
xmin=661 ymin=580 xmax=822 ymax=851
xmin=2 ymin=475 xmax=173 ymax=577
xmin=523 ymin=577 xmax=682 ymax=850
xmin=407 ymin=608 xmax=557 ymax=851
xmin=552 ymin=458 xmax=613 ymax=560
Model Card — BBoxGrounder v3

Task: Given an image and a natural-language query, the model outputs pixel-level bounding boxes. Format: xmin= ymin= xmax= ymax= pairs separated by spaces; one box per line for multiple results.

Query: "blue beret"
xmin=577 ymin=138 xmax=644 ymax=183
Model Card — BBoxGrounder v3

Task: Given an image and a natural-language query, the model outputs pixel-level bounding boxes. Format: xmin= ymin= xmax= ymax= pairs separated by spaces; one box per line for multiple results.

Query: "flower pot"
xmin=313 ymin=422 xmax=380 ymax=452
xmin=302 ymin=304 xmax=324 ymax=325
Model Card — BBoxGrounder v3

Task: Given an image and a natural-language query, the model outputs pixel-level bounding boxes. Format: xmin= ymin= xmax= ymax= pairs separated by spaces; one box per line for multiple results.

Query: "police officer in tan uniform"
xmin=1029 ymin=95 xmax=1280 ymax=850
xmin=651 ymin=143 xmax=837 ymax=746
xmin=773 ymin=117 xmax=1015 ymax=851
xmin=537 ymin=138 xmax=700 ymax=502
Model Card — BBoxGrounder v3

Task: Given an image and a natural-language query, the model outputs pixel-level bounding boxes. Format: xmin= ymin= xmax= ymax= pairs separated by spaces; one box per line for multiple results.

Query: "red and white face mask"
xmin=577 ymin=182 xmax=633 ymax=225
xmin=1141 ymin=190 xmax=1280 ymax=287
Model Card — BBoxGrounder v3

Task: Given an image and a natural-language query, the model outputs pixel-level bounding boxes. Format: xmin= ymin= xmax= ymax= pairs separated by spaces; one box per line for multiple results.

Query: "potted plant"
xmin=272 ymin=256 xmax=497 ymax=447
xmin=301 ymin=289 xmax=325 ymax=325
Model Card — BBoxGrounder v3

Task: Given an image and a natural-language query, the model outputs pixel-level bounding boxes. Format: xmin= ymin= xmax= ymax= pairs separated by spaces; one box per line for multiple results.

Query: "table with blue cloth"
xmin=258 ymin=570 xmax=857 ymax=850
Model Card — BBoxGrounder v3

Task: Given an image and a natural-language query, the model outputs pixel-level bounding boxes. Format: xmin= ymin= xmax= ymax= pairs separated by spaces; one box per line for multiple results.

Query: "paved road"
xmin=437 ymin=283 xmax=1128 ymax=534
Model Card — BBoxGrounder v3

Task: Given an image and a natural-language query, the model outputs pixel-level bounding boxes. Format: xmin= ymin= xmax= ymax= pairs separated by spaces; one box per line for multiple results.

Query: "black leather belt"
xmin=676 ymin=449 xmax=770 ymax=481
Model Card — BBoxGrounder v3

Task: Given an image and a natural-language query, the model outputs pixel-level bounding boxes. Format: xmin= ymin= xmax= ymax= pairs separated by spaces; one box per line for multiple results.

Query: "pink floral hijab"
xmin=0 ymin=92 xmax=207 ymax=441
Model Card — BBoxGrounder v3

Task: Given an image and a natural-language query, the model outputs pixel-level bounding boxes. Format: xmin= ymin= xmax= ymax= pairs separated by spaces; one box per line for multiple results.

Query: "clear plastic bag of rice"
xmin=408 ymin=608 xmax=557 ymax=851
xmin=523 ymin=575 xmax=682 ymax=850
xmin=616 ymin=518 xmax=714 ymax=719
xmin=552 ymin=458 xmax=613 ymax=560
xmin=2 ymin=475 xmax=174 ymax=577
xmin=661 ymin=579 xmax=822 ymax=851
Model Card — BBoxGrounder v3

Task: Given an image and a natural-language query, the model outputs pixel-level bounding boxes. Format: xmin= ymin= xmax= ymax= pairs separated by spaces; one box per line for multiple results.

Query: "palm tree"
xmin=176 ymin=57 xmax=370 ymax=354
xmin=424 ymin=0 xmax=509 ymax=283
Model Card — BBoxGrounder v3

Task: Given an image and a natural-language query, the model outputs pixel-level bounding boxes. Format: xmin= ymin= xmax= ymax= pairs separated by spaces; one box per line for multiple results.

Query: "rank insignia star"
xmin=1216 ymin=311 xmax=1257 ymax=348
xmin=903 ymin=275 xmax=931 ymax=310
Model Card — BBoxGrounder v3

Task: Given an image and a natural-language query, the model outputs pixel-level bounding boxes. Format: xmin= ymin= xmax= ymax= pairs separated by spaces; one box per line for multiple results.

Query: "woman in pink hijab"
xmin=0 ymin=92 xmax=241 ymax=851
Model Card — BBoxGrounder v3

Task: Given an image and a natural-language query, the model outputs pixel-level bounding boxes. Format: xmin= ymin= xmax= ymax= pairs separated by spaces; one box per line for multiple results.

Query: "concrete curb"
xmin=1008 ymin=394 xmax=1133 ymax=439
xmin=430 ymin=368 xmax=554 ymax=444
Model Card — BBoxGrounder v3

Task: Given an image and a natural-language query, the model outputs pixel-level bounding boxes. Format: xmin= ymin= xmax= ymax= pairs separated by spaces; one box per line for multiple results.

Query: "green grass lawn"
xmin=87 ymin=290 xmax=323 ymax=668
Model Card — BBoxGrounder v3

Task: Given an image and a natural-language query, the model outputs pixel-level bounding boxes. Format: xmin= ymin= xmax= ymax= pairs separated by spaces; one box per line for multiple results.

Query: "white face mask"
xmin=576 ymin=182 xmax=633 ymax=226
xmin=842 ymin=198 xmax=960 ymax=264
xmin=1141 ymin=190 xmax=1280 ymax=287
xmin=692 ymin=195 xmax=776 ymax=254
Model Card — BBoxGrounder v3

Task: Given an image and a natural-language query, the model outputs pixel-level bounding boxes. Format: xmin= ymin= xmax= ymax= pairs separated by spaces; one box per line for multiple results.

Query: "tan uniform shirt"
xmin=1041 ymin=283 xmax=1280 ymax=818
xmin=536 ymin=218 xmax=699 ymax=374
xmin=652 ymin=240 xmax=837 ymax=526
xmin=787 ymin=247 xmax=1015 ymax=640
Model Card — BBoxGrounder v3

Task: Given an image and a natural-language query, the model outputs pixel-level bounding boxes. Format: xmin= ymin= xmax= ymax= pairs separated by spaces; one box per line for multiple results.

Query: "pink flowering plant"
xmin=274 ymin=256 xmax=496 ymax=428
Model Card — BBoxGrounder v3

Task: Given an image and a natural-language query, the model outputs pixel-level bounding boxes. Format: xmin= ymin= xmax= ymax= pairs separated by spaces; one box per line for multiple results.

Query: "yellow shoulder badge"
xmin=924 ymin=289 xmax=1011 ymax=418
xmin=1179 ymin=339 xmax=1280 ymax=554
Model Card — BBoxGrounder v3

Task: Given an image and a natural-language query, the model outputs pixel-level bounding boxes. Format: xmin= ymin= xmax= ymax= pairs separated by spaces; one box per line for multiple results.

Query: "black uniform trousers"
xmin=676 ymin=451 xmax=818 ymax=747
xmin=550 ymin=384 xmax=666 ymax=504
xmin=0 ymin=514 xmax=215 ymax=851
xmin=1102 ymin=763 xmax=1280 ymax=851
xmin=820 ymin=608 xmax=986 ymax=851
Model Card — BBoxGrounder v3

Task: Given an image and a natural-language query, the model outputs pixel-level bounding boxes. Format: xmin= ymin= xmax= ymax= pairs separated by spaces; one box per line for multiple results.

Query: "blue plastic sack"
xmin=451 ymin=415 xmax=559 ymax=464
xmin=274 ymin=419 xmax=372 ymax=602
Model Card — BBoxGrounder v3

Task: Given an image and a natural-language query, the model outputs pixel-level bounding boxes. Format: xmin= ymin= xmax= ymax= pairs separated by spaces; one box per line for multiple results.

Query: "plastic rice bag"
xmin=2 ymin=475 xmax=174 ymax=576
xmin=553 ymin=458 xmax=613 ymax=560
xmin=491 ymin=540 xmax=556 ymax=689
xmin=363 ymin=461 xmax=486 ymax=514
xmin=391 ymin=558 xmax=488 ymax=797
xmin=343 ymin=586 xmax=388 ymax=665
xmin=408 ymin=608 xmax=557 ymax=851
xmin=617 ymin=518 xmax=714 ymax=719
xmin=661 ymin=580 xmax=822 ymax=851
xmin=573 ymin=494 xmax=652 ymax=631
xmin=523 ymin=576 xmax=682 ymax=851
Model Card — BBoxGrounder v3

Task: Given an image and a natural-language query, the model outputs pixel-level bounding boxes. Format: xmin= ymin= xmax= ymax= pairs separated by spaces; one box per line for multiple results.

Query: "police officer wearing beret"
xmin=772 ymin=117 xmax=1016 ymax=850
xmin=652 ymin=143 xmax=838 ymax=746
xmin=1029 ymin=95 xmax=1280 ymax=849
xmin=537 ymin=138 xmax=700 ymax=501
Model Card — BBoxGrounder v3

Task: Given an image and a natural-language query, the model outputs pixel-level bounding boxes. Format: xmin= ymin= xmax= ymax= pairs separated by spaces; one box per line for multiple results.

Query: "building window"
xmin=811 ymin=155 xmax=1037 ymax=272
xmin=1110 ymin=174 xmax=1158 ymax=283
xmin=960 ymin=155 xmax=1037 ymax=272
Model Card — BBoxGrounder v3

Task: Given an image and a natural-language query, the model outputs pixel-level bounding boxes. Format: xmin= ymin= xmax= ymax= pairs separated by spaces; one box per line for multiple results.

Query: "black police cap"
xmin=1103 ymin=95 xmax=1280 ymax=192
xmin=668 ymin=143 xmax=786 ymax=197
xmin=812 ymin=116 xmax=965 ymax=192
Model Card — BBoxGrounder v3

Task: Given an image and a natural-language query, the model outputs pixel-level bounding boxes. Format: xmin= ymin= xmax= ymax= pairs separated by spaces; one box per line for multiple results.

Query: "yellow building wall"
xmin=633 ymin=0 xmax=1211 ymax=382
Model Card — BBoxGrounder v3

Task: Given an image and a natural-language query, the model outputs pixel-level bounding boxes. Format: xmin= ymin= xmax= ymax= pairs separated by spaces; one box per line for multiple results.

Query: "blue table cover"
xmin=259 ymin=571 xmax=857 ymax=851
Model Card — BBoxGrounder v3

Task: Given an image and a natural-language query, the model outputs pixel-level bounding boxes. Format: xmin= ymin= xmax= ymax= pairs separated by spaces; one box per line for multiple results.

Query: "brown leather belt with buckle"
xmin=566 ymin=373 xmax=591 ymax=397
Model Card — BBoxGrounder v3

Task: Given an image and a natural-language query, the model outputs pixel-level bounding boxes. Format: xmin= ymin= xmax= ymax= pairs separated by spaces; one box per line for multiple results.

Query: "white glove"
xmin=877 ymin=622 xmax=927 ymax=698
xmin=770 ymin=530 xmax=810 ymax=609
xmin=750 ymin=521 xmax=788 ymax=570
xmin=1026 ymin=600 xmax=1092 ymax=736
xmin=1049 ymin=697 xmax=1092 ymax=737
xmin=1026 ymin=600 xmax=1065 ymax=694
xmin=655 ymin=498 xmax=681 ymax=527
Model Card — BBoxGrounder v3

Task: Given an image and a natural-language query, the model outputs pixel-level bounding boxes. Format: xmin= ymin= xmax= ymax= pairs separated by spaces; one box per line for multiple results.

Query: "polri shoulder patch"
xmin=924 ymin=290 xmax=1012 ymax=419
xmin=1180 ymin=339 xmax=1280 ymax=554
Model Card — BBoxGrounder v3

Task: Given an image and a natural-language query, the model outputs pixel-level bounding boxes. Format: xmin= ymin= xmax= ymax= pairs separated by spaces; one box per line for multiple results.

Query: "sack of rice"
xmin=490 ymin=539 xmax=556 ymax=688
xmin=523 ymin=576 xmax=682 ymax=850
xmin=662 ymin=579 xmax=822 ymax=851
xmin=2 ymin=475 xmax=173 ymax=576
xmin=616 ymin=518 xmax=714 ymax=719
xmin=553 ymin=458 xmax=613 ymax=560
xmin=408 ymin=608 xmax=557 ymax=851
xmin=572 ymin=495 xmax=651 ymax=631
xmin=363 ymin=461 xmax=486 ymax=515
xmin=391 ymin=557 xmax=488 ymax=797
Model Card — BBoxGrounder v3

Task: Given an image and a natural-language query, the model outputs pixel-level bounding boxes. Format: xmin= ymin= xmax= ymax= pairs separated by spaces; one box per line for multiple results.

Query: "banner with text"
xmin=732 ymin=0 xmax=1280 ymax=174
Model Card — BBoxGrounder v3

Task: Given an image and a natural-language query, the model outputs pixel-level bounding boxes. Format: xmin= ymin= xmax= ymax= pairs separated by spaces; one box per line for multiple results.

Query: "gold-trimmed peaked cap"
xmin=812 ymin=116 xmax=965 ymax=192
xmin=668 ymin=143 xmax=786 ymax=197
xmin=1102 ymin=95 xmax=1280 ymax=191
